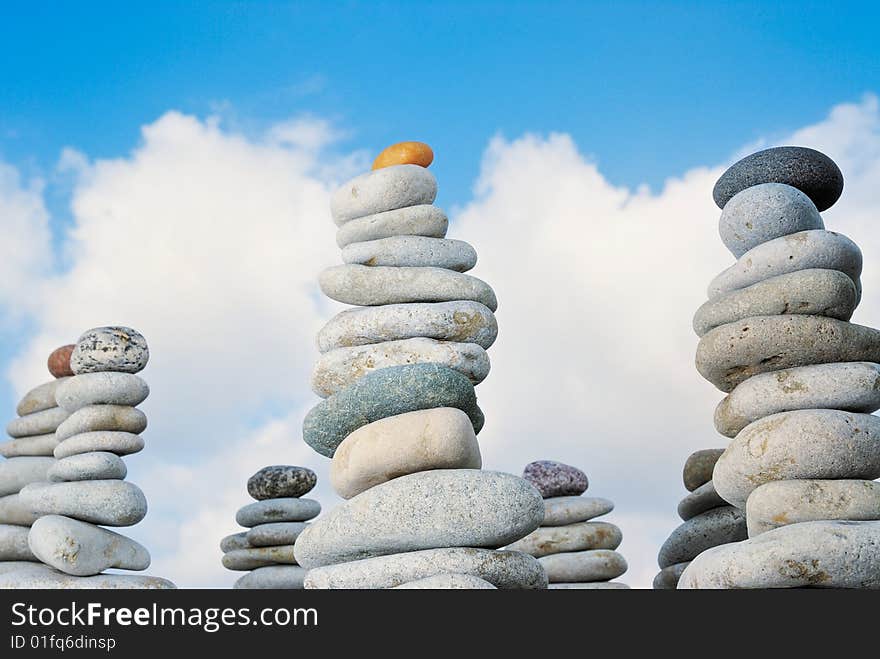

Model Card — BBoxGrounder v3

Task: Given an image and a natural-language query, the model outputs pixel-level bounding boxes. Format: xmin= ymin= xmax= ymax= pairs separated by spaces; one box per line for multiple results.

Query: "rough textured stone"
xmin=677 ymin=481 xmax=726 ymax=521
xmin=294 ymin=470 xmax=544 ymax=568
xmin=330 ymin=408 xmax=481 ymax=499
xmin=56 ymin=372 xmax=149 ymax=413
xmin=713 ymin=146 xmax=844 ymax=212
xmin=55 ymin=404 xmax=147 ymax=442
xmin=0 ymin=434 xmax=58 ymax=458
xmin=679 ymin=520 xmax=880 ymax=589
xmin=303 ymin=363 xmax=483 ymax=458
xmin=220 ymin=532 xmax=250 ymax=553
xmin=372 ymin=142 xmax=433 ymax=170
xmin=713 ymin=410 xmax=880 ymax=508
xmin=696 ymin=315 xmax=880 ymax=392
xmin=0 ymin=524 xmax=36 ymax=561
xmin=48 ymin=345 xmax=75 ymax=378
xmin=331 ymin=164 xmax=437 ymax=224
xmin=70 ymin=326 xmax=149 ymax=375
xmin=394 ymin=574 xmax=497 ymax=589
xmin=542 ymin=496 xmax=613 ymax=526
xmin=246 ymin=522 xmax=308 ymax=547
xmin=19 ymin=480 xmax=147 ymax=526
xmin=6 ymin=406 xmax=69 ymax=438
xmin=507 ymin=521 xmax=622 ymax=557
xmin=342 ymin=236 xmax=477 ymax=272
xmin=658 ymin=506 xmax=747 ymax=568
xmin=247 ymin=466 xmax=316 ymax=500
xmin=235 ymin=498 xmax=320 ymax=527
xmin=336 ymin=204 xmax=447 ymax=248
xmin=549 ymin=581 xmax=630 ymax=589
xmin=0 ymin=457 xmax=54 ymax=497
xmin=48 ymin=452 xmax=127 ymax=482
xmin=17 ymin=378 xmax=69 ymax=416
xmin=522 ymin=460 xmax=588 ymax=498
xmin=54 ymin=431 xmax=144 ymax=459
xmin=539 ymin=549 xmax=628 ymax=583
xmin=653 ymin=562 xmax=690 ymax=590
xmin=0 ymin=561 xmax=40 ymax=575
xmin=715 ymin=362 xmax=880 ymax=437
xmin=304 ymin=547 xmax=547 ymax=590
xmin=221 ymin=545 xmax=297 ymax=570
xmin=0 ymin=494 xmax=39 ymax=526
xmin=233 ymin=565 xmax=307 ymax=589
xmin=683 ymin=449 xmax=725 ymax=491
xmin=319 ymin=264 xmax=497 ymax=311
xmin=0 ymin=564 xmax=175 ymax=589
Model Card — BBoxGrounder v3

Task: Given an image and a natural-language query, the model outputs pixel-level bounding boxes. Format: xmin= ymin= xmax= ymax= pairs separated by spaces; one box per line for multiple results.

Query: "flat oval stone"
xmin=715 ymin=362 xmax=880 ymax=437
xmin=317 ymin=301 xmax=498 ymax=352
xmin=247 ymin=466 xmax=316 ymax=500
xmin=549 ymin=581 xmax=630 ymax=589
xmin=0 ymin=524 xmax=36 ymax=561
xmin=677 ymin=480 xmax=726 ymax=521
xmin=312 ymin=338 xmax=490 ymax=398
xmin=319 ymin=264 xmax=498 ymax=311
xmin=708 ymin=230 xmax=861 ymax=300
xmin=539 ymin=549 xmax=628 ymax=583
xmin=54 ymin=431 xmax=144 ymax=459
xmin=304 ymin=547 xmax=547 ymax=590
xmin=542 ymin=496 xmax=614 ymax=526
xmin=0 ymin=564 xmax=175 ymax=589
xmin=233 ymin=565 xmax=307 ymax=589
xmin=56 ymin=372 xmax=149 ymax=412
xmin=342 ymin=236 xmax=478 ymax=272
xmin=330 ymin=408 xmax=481 ymax=499
xmin=679 ymin=520 xmax=880 ymax=589
xmin=683 ymin=449 xmax=725 ymax=491
xmin=694 ymin=269 xmax=857 ymax=337
xmin=0 ymin=561 xmax=40 ymax=575
xmin=48 ymin=452 xmax=127 ymax=482
xmin=220 ymin=532 xmax=250 ymax=552
xmin=696 ymin=315 xmax=880 ymax=392
xmin=19 ymin=480 xmax=147 ymax=526
xmin=303 ymin=363 xmax=483 ymax=458
xmin=394 ymin=574 xmax=497 ymax=589
xmin=6 ymin=406 xmax=69 ymax=438
xmin=746 ymin=479 xmax=880 ymax=537
xmin=0 ymin=494 xmax=40 ymax=526
xmin=507 ymin=521 xmax=622 ymax=557
xmin=336 ymin=205 xmax=447 ymax=248
xmin=713 ymin=410 xmax=880 ymax=508
xmin=28 ymin=515 xmax=149 ymax=576
xmin=0 ymin=457 xmax=54 ymax=497
xmin=331 ymin=165 xmax=437 ymax=225
xmin=294 ymin=470 xmax=544 ymax=568
xmin=55 ymin=404 xmax=147 ymax=442
xmin=71 ymin=326 xmax=149 ymax=374
xmin=17 ymin=378 xmax=69 ymax=416
xmin=246 ymin=522 xmax=308 ymax=547
xmin=522 ymin=460 xmax=588 ymax=498
xmin=221 ymin=545 xmax=297 ymax=570
xmin=235 ymin=498 xmax=320 ymax=527
xmin=653 ymin=562 xmax=690 ymax=589
xmin=719 ymin=183 xmax=824 ymax=257
xmin=658 ymin=506 xmax=747 ymax=568
xmin=372 ymin=142 xmax=433 ymax=170
xmin=0 ymin=434 xmax=59 ymax=458
xmin=48 ymin=345 xmax=75 ymax=378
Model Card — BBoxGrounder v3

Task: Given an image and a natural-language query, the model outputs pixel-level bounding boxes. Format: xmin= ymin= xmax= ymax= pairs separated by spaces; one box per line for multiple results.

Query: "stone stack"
xmin=653 ymin=449 xmax=746 ymax=589
xmin=0 ymin=326 xmax=175 ymax=589
xmin=680 ymin=147 xmax=880 ymax=589
xmin=293 ymin=141 xmax=546 ymax=589
xmin=0 ymin=346 xmax=73 ymax=577
xmin=221 ymin=466 xmax=320 ymax=589
xmin=510 ymin=460 xmax=629 ymax=589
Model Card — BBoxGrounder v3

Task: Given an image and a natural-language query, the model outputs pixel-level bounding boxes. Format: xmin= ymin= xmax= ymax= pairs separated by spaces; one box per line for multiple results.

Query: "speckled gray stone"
xmin=28 ymin=515 xmax=149 ymax=576
xmin=246 ymin=522 xmax=308 ymax=547
xmin=0 ymin=524 xmax=36 ymax=561
xmin=540 ymin=549 xmax=628 ymax=583
xmin=317 ymin=301 xmax=498 ymax=352
xmin=220 ymin=532 xmax=250 ymax=552
xmin=694 ymin=269 xmax=857 ymax=337
xmin=719 ymin=183 xmax=824 ymax=257
xmin=679 ymin=520 xmax=880 ymax=589
xmin=319 ymin=264 xmax=498 ymax=311
xmin=342 ymin=236 xmax=478 ymax=272
xmin=0 ymin=434 xmax=58 ymax=458
xmin=713 ymin=146 xmax=844 ymax=212
xmin=541 ymin=497 xmax=613 ymax=527
xmin=0 ymin=561 xmax=40 ymax=575
xmin=549 ymin=581 xmax=630 ymax=589
xmin=683 ymin=449 xmax=725 ymax=491
xmin=677 ymin=480 xmax=726 ymax=521
xmin=295 ymin=470 xmax=543 ymax=568
xmin=713 ymin=410 xmax=880 ymax=509
xmin=746 ymin=479 xmax=880 ymax=537
xmin=247 ymin=466 xmax=316 ymax=500
xmin=653 ymin=562 xmax=690 ymax=590
xmin=6 ymin=406 xmax=69 ymax=438
xmin=522 ymin=461 xmax=588 ymax=498
xmin=506 ymin=521 xmax=622 ymax=557
xmin=235 ymin=498 xmax=320 ymax=527
xmin=17 ymin=378 xmax=69 ymax=416
xmin=55 ymin=405 xmax=147 ymax=442
xmin=221 ymin=545 xmax=297 ymax=570
xmin=48 ymin=452 xmax=127 ymax=482
xmin=0 ymin=564 xmax=175 ymax=589
xmin=56 ymin=372 xmax=149 ymax=413
xmin=0 ymin=494 xmax=39 ymax=526
xmin=313 ymin=338 xmax=491 ymax=398
xmin=331 ymin=165 xmax=437 ymax=225
xmin=71 ymin=326 xmax=149 ymax=374
xmin=658 ymin=506 xmax=747 ymax=568
xmin=54 ymin=431 xmax=144 ymax=459
xmin=0 ymin=457 xmax=54 ymax=497
xmin=696 ymin=315 xmax=880 ymax=392
xmin=304 ymin=547 xmax=548 ymax=590
xmin=336 ymin=204 xmax=447 ymax=248
xmin=394 ymin=574 xmax=497 ymax=589
xmin=715 ymin=362 xmax=880 ymax=437
xmin=19 ymin=480 xmax=147 ymax=526
xmin=303 ymin=363 xmax=483 ymax=458
xmin=233 ymin=565 xmax=307 ymax=589
xmin=708 ymin=230 xmax=861 ymax=300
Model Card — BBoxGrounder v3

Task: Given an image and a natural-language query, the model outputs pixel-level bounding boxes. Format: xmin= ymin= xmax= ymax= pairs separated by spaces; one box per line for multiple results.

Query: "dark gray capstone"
xmin=683 ymin=448 xmax=725 ymax=492
xmin=522 ymin=460 xmax=588 ymax=498
xmin=247 ymin=466 xmax=316 ymax=500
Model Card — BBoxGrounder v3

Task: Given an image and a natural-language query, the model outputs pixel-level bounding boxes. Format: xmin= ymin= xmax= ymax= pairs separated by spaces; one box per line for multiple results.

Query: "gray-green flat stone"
xmin=336 ymin=204 xmax=447 ymax=248
xmin=6 ymin=406 xmax=69 ymax=438
xmin=342 ymin=236 xmax=477 ymax=272
xmin=220 ymin=532 xmax=250 ymax=552
xmin=331 ymin=165 xmax=437 ymax=225
xmin=0 ymin=434 xmax=59 ymax=458
xmin=0 ymin=457 xmax=54 ymax=497
xmin=677 ymin=481 xmax=726 ymax=521
xmin=221 ymin=545 xmax=297 ymax=570
xmin=233 ymin=565 xmax=307 ymax=589
xmin=246 ymin=522 xmax=307 ymax=547
xmin=542 ymin=496 xmax=614 ymax=526
xmin=539 ymin=550 xmax=628 ymax=583
xmin=56 ymin=372 xmax=149 ymax=413
xmin=658 ymin=506 xmax=747 ymax=568
xmin=235 ymin=498 xmax=320 ymax=527
xmin=19 ymin=480 xmax=147 ymax=526
xmin=683 ymin=449 xmax=725 ymax=491
xmin=653 ymin=562 xmax=690 ymax=589
xmin=17 ymin=378 xmax=69 ymax=416
xmin=55 ymin=404 xmax=147 ymax=442
xmin=506 ymin=521 xmax=622 ymax=558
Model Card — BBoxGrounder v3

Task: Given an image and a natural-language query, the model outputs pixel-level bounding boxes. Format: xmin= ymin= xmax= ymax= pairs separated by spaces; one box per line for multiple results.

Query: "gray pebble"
xmin=0 ymin=434 xmax=59 ymax=458
xmin=246 ymin=522 xmax=308 ymax=547
xmin=0 ymin=561 xmax=41 ymax=575
xmin=539 ymin=549 xmax=628 ymax=583
xmin=677 ymin=480 xmax=726 ymax=521
xmin=658 ymin=506 xmax=747 ymax=568
xmin=653 ymin=562 xmax=690 ymax=589
xmin=221 ymin=545 xmax=297 ymax=571
xmin=220 ymin=532 xmax=250 ymax=553
xmin=19 ymin=480 xmax=147 ymax=526
xmin=0 ymin=563 xmax=175 ymax=589
xmin=331 ymin=165 xmax=437 ymax=225
xmin=71 ymin=326 xmax=149 ymax=375
xmin=0 ymin=457 xmax=55 ymax=497
xmin=56 ymin=372 xmax=149 ymax=413
xmin=235 ymin=498 xmax=320 ymax=527
xmin=522 ymin=460 xmax=588 ymax=498
xmin=506 ymin=521 xmax=622 ymax=557
xmin=342 ymin=236 xmax=478 ymax=272
xmin=542 ymin=497 xmax=614 ymax=526
xmin=394 ymin=574 xmax=497 ymax=589
xmin=55 ymin=404 xmax=147 ymax=442
xmin=233 ymin=565 xmax=307 ymax=589
xmin=16 ymin=378 xmax=69 ymax=416
xmin=0 ymin=524 xmax=36 ymax=561
xmin=48 ymin=452 xmax=127 ymax=482
xmin=247 ymin=465 xmax=316 ymax=500
xmin=549 ymin=582 xmax=630 ymax=589
xmin=683 ymin=449 xmax=725 ymax=491
xmin=6 ymin=406 xmax=69 ymax=438
xmin=336 ymin=204 xmax=447 ymax=248
xmin=0 ymin=494 xmax=40 ymax=526
xmin=54 ymin=431 xmax=144 ymax=459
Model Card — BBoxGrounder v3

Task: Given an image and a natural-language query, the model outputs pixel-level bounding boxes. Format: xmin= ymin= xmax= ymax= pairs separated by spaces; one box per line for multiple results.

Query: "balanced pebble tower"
xmin=221 ymin=466 xmax=320 ymax=589
xmin=680 ymin=147 xmax=880 ymax=588
xmin=292 ymin=142 xmax=547 ymax=589
xmin=510 ymin=460 xmax=629 ymax=589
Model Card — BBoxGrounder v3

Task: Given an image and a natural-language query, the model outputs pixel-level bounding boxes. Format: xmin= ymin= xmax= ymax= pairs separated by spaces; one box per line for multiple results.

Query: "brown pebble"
xmin=372 ymin=141 xmax=434 ymax=170
xmin=47 ymin=345 xmax=75 ymax=378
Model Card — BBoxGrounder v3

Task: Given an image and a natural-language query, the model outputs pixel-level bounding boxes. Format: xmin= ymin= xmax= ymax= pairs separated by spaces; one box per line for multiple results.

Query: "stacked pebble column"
xmin=221 ymin=466 xmax=320 ymax=589
xmin=0 ymin=346 xmax=73 ymax=579
xmin=509 ymin=461 xmax=629 ymax=589
xmin=680 ymin=147 xmax=880 ymax=589
xmin=292 ymin=142 xmax=547 ymax=589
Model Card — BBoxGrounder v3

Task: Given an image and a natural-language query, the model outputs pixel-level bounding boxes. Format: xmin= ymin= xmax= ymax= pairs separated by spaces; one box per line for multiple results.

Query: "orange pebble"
xmin=48 ymin=344 xmax=75 ymax=378
xmin=372 ymin=141 xmax=434 ymax=170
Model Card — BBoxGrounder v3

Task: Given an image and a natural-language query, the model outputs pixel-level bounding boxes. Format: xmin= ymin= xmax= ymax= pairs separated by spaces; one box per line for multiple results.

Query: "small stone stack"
xmin=1 ymin=326 xmax=175 ymax=589
xmin=653 ymin=449 xmax=746 ymax=589
xmin=221 ymin=466 xmax=320 ymax=589
xmin=0 ymin=346 xmax=73 ymax=577
xmin=293 ymin=142 xmax=546 ymax=589
xmin=510 ymin=461 xmax=629 ymax=589
xmin=681 ymin=147 xmax=880 ymax=588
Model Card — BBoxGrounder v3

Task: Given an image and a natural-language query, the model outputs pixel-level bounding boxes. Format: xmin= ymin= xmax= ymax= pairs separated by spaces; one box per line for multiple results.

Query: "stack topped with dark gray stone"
xmin=0 ymin=326 xmax=175 ymax=589
xmin=293 ymin=142 xmax=546 ymax=589
xmin=509 ymin=460 xmax=628 ymax=589
xmin=682 ymin=147 xmax=880 ymax=589
xmin=221 ymin=465 xmax=319 ymax=589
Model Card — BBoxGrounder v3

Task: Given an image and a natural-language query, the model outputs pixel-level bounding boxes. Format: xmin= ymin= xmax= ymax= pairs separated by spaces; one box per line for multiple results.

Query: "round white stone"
xmin=55 ymin=372 xmax=149 ymax=413
xmin=48 ymin=452 xmax=127 ymax=482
